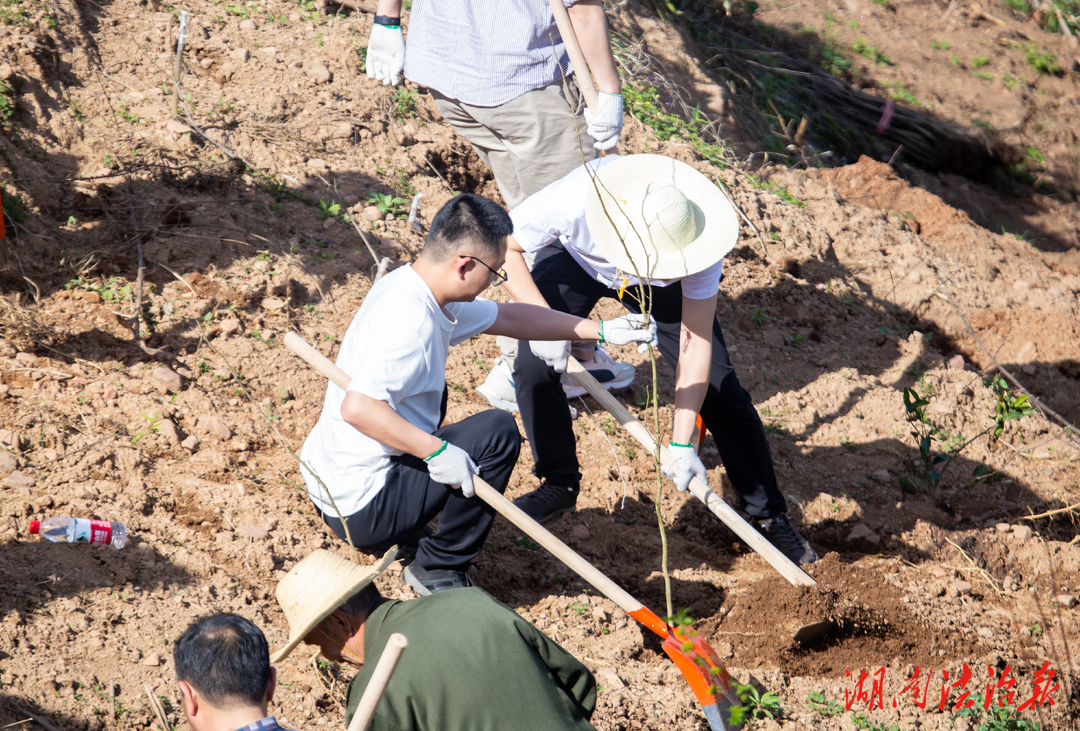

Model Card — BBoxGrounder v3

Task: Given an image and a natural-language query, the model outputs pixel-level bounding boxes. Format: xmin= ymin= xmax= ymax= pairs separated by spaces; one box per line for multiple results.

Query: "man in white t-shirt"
xmin=299 ymin=194 xmax=658 ymax=595
xmin=502 ymin=155 xmax=820 ymax=566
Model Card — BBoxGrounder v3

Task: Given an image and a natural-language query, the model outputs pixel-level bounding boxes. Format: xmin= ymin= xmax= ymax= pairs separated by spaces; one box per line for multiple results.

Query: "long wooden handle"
xmin=565 ymin=358 xmax=816 ymax=588
xmin=348 ymin=633 xmax=407 ymax=731
xmin=548 ymin=0 xmax=599 ymax=114
xmin=282 ymin=333 xmax=647 ymax=617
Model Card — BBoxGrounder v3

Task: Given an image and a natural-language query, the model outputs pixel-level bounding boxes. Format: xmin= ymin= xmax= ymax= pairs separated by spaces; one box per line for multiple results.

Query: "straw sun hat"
xmin=271 ymin=547 xmax=397 ymax=663
xmin=584 ymin=154 xmax=739 ymax=281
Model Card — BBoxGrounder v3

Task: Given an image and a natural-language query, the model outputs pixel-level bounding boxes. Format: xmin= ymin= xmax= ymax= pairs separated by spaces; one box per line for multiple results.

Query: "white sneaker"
xmin=562 ymin=347 xmax=636 ymax=398
xmin=475 ymin=358 xmax=518 ymax=412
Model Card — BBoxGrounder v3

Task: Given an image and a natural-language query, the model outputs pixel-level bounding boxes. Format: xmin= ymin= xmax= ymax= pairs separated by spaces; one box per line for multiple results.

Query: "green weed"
xmin=887 ymin=82 xmax=923 ymax=107
xmin=972 ymin=55 xmax=991 ymax=68
xmin=807 ymin=690 xmax=843 ymax=717
xmin=988 ymin=375 xmax=1035 ymax=440
xmin=931 ymin=40 xmax=950 ymax=50
xmin=514 ymin=536 xmax=540 ymax=551
xmin=852 ymin=37 xmax=889 ymax=63
xmin=729 ymin=683 xmax=783 ymax=725
xmin=1021 ymin=42 xmax=1060 ymax=74
xmin=751 ymin=308 xmax=767 ymax=325
xmin=367 ymin=191 xmax=406 ymax=219
xmin=1003 ymin=0 xmax=1032 ymax=12
xmin=316 ymin=199 xmax=342 ymax=220
xmin=392 ymin=88 xmax=418 ymax=119
xmin=973 ymin=70 xmax=993 ymax=81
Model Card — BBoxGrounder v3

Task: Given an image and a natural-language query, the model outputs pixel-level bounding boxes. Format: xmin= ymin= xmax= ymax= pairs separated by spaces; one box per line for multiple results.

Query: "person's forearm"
xmin=502 ymin=248 xmax=550 ymax=308
xmin=487 ymin=303 xmax=600 ymax=341
xmin=672 ymin=335 xmax=711 ymax=444
xmin=341 ymin=390 xmax=442 ymax=459
xmin=376 ymin=0 xmax=402 ymax=17
xmin=567 ymin=0 xmax=620 ymax=94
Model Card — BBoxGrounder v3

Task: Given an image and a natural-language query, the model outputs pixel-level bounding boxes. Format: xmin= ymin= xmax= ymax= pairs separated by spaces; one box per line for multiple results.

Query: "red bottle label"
xmin=88 ymin=520 xmax=113 ymax=545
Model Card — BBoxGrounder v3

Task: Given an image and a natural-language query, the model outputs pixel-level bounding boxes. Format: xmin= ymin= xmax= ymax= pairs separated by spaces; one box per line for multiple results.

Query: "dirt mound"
xmin=706 ymin=554 xmax=977 ymax=677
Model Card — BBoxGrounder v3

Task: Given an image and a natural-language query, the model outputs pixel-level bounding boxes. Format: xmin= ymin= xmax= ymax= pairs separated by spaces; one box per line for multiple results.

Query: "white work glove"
xmin=529 ymin=339 xmax=571 ymax=373
xmin=366 ymin=25 xmax=404 ymax=86
xmin=599 ymin=313 xmax=658 ymax=352
xmin=584 ymin=91 xmax=624 ymax=151
xmin=424 ymin=441 xmax=478 ymax=498
xmin=662 ymin=443 xmax=706 ymax=492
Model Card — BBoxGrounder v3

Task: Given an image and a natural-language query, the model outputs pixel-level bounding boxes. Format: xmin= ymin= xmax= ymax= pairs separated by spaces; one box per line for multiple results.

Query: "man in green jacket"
xmin=271 ymin=549 xmax=598 ymax=731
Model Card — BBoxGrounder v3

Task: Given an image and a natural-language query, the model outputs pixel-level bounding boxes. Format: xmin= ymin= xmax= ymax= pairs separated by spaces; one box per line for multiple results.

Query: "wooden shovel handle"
xmin=282 ymin=333 xmax=644 ymax=615
xmin=547 ymin=0 xmax=599 ymax=114
xmin=565 ymin=357 xmax=817 ymax=587
xmin=347 ymin=633 xmax=407 ymax=731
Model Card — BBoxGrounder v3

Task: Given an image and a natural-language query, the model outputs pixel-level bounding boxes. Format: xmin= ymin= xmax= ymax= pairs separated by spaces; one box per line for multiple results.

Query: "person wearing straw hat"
xmin=272 ymin=549 xmax=599 ymax=731
xmin=500 ymin=154 xmax=820 ymax=565
xmin=174 ymin=613 xmax=295 ymax=731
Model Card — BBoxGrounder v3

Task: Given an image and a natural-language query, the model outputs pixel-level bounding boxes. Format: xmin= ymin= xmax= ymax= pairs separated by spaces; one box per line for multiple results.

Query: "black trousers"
xmin=319 ymin=409 xmax=521 ymax=572
xmin=513 ymin=243 xmax=787 ymax=519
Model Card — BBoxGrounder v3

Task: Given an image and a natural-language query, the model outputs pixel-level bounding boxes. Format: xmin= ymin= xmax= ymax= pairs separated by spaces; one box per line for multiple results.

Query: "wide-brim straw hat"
xmin=271 ymin=547 xmax=397 ymax=663
xmin=584 ymin=154 xmax=739 ymax=281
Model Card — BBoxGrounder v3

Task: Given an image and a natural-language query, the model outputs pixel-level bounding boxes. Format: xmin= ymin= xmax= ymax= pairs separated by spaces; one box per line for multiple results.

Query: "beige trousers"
xmin=432 ymin=77 xmax=598 ymax=209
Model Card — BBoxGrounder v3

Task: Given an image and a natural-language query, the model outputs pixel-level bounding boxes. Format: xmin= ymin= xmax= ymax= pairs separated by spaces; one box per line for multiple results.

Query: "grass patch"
xmin=622 ymin=82 xmax=729 ymax=167
xmin=930 ymin=40 xmax=950 ymax=50
xmin=852 ymin=37 xmax=889 ymax=63
xmin=1021 ymin=42 xmax=1060 ymax=74
xmin=971 ymin=55 xmax=990 ymax=68
xmin=886 ymin=82 xmax=922 ymax=107
xmin=972 ymin=70 xmax=993 ymax=81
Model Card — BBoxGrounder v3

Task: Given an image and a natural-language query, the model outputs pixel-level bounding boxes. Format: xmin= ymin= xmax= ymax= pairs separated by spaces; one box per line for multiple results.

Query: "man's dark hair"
xmin=339 ymin=583 xmax=385 ymax=619
xmin=424 ymin=193 xmax=512 ymax=261
xmin=174 ymin=614 xmax=271 ymax=710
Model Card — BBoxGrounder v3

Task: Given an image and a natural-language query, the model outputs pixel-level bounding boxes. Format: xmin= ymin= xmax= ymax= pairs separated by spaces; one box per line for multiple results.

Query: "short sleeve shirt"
xmin=299 ymin=265 xmax=498 ymax=516
xmin=403 ymin=0 xmax=579 ymax=107
xmin=510 ymin=156 xmax=724 ymax=300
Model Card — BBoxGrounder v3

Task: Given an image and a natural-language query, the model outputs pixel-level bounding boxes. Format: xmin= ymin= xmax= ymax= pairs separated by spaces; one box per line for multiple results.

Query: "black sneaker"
xmin=402 ymin=562 xmax=474 ymax=596
xmin=759 ymin=515 xmax=820 ymax=566
xmin=512 ymin=482 xmax=578 ymax=524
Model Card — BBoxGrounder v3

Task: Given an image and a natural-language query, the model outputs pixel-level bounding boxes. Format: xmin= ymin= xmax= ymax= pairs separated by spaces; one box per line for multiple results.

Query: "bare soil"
xmin=1 ymin=0 xmax=1079 ymax=730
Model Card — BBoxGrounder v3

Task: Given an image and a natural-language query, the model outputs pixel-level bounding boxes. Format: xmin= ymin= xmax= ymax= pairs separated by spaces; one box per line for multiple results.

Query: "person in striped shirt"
xmin=365 ymin=0 xmax=638 ymax=411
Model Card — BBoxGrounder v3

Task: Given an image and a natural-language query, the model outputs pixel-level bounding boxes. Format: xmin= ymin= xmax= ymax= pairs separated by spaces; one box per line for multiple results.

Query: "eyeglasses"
xmin=464 ymin=255 xmax=508 ymax=287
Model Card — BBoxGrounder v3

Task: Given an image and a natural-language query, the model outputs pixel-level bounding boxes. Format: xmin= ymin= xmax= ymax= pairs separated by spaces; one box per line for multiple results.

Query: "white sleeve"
xmin=345 ymin=321 xmax=428 ymax=408
xmin=681 ymin=259 xmax=724 ymax=300
xmin=509 ymin=179 xmax=575 ymax=255
xmin=448 ymin=299 xmax=499 ymax=346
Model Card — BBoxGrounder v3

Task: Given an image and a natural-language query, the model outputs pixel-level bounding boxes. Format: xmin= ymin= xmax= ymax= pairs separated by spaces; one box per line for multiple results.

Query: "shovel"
xmin=563 ymin=358 xmax=834 ymax=644
xmin=283 ymin=332 xmax=743 ymax=731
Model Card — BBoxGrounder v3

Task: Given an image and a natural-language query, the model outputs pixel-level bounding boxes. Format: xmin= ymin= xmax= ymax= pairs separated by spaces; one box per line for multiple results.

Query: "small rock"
xmin=718 ymin=641 xmax=734 ymax=659
xmin=591 ymin=607 xmax=608 ymax=622
xmin=4 ymin=470 xmax=34 ymax=489
xmin=1013 ymin=279 xmax=1030 ymax=291
xmin=361 ymin=206 xmax=384 ymax=221
xmin=932 ymin=567 xmax=949 ymax=578
xmin=196 ymin=415 xmax=232 ymax=441
xmin=995 ymin=523 xmax=1011 ymax=533
xmin=238 ymin=19 xmax=257 ymax=30
xmin=872 ymin=468 xmax=891 ymax=481
xmin=176 ymin=367 xmax=193 ymax=379
xmin=261 ymin=297 xmax=285 ymax=311
xmin=230 ymin=48 xmax=249 ymax=62
xmin=0 ymin=451 xmax=16 ymax=476
xmin=215 ymin=531 xmax=235 ymax=544
xmin=151 ymin=367 xmax=183 ymax=393
xmin=343 ymin=194 xmax=359 ymax=205
xmin=142 ymin=652 xmax=161 ymax=667
xmin=977 ymin=627 xmax=994 ymax=639
xmin=570 ymin=524 xmax=590 ymax=542
xmin=847 ymin=523 xmax=880 ymax=545
xmin=156 ymin=418 xmax=181 ymax=444
xmin=102 ymin=383 xmax=118 ymax=400
xmin=1011 ymin=524 xmax=1033 ymax=541
xmin=947 ymin=354 xmax=965 ymax=370
xmin=220 ymin=317 xmax=242 ymax=334
xmin=181 ymin=435 xmax=199 ymax=451
xmin=237 ymin=525 xmax=269 ymax=541
xmin=953 ymin=580 xmax=973 ymax=595
xmin=595 ymin=667 xmax=625 ymax=690
xmin=77 ymin=291 xmax=102 ymax=303
xmin=322 ymin=218 xmax=337 ymax=230
xmin=165 ymin=119 xmax=190 ymax=134
xmin=1056 ymin=594 xmax=1078 ymax=608
xmin=309 ymin=63 xmax=332 ymax=84
xmin=1021 ymin=364 xmax=1037 ymax=376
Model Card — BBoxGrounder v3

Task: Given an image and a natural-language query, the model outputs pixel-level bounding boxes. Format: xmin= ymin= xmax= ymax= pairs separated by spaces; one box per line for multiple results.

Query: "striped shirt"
xmin=403 ymin=0 xmax=579 ymax=107
xmin=233 ymin=717 xmax=296 ymax=731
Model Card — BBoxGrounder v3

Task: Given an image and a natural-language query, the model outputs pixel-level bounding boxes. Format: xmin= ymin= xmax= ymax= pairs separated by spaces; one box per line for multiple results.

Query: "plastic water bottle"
xmin=28 ymin=517 xmax=126 ymax=549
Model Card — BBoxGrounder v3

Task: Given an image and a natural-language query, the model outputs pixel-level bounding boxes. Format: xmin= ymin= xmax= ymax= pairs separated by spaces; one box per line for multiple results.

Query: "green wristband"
xmin=670 ymin=441 xmax=694 ymax=449
xmin=424 ymin=440 xmax=447 ymax=462
xmin=598 ymin=321 xmax=606 ymax=344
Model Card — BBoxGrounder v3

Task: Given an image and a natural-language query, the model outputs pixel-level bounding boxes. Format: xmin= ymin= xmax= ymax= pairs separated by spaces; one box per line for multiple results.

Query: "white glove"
xmin=600 ymin=313 xmax=658 ymax=350
xmin=425 ymin=441 xmax=478 ymax=498
xmin=529 ymin=340 xmax=571 ymax=373
xmin=584 ymin=92 xmax=624 ymax=151
xmin=662 ymin=443 xmax=706 ymax=492
xmin=366 ymin=25 xmax=404 ymax=86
